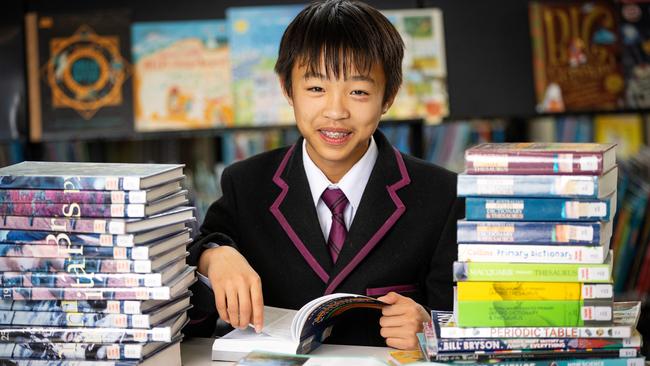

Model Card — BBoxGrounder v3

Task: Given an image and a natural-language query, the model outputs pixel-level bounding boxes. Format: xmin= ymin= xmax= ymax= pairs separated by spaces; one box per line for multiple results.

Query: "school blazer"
xmin=185 ymin=130 xmax=463 ymax=346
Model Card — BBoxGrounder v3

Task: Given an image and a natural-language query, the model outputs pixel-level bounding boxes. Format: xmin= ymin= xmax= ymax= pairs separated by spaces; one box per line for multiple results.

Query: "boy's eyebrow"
xmin=303 ymin=71 xmax=376 ymax=84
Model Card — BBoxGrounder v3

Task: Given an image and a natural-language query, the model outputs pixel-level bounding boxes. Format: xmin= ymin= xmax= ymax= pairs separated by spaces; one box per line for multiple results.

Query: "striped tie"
xmin=321 ymin=188 xmax=349 ymax=264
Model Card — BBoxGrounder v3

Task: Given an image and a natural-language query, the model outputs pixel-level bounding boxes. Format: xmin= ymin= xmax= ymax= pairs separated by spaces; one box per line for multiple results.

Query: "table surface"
xmin=180 ymin=337 xmax=392 ymax=365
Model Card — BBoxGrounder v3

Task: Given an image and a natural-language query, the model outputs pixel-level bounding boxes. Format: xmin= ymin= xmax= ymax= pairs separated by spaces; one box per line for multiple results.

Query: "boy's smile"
xmin=286 ymin=60 xmax=392 ymax=182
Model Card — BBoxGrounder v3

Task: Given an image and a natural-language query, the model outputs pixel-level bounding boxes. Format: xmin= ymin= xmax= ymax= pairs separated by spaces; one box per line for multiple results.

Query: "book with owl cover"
xmin=25 ymin=10 xmax=133 ymax=142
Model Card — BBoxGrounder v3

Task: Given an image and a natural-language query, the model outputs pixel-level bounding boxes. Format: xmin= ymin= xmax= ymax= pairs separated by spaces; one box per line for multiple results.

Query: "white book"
xmin=212 ymin=293 xmax=385 ymax=361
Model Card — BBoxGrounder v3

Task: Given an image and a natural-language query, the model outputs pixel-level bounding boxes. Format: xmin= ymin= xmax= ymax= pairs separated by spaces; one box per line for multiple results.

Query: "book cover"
xmin=465 ymin=142 xmax=616 ymax=175
xmin=0 ymin=312 xmax=186 ymax=343
xmin=0 ymin=206 xmax=194 ymax=235
xmin=432 ymin=301 xmax=640 ymax=339
xmin=465 ymin=195 xmax=615 ymax=222
xmin=456 ymin=299 xmax=613 ymax=327
xmin=594 ymin=114 xmax=643 ymax=160
xmin=0 ymin=190 xmax=187 ymax=218
xmin=382 ymin=8 xmax=448 ymax=124
xmin=432 ymin=332 xmax=641 ymax=354
xmin=453 ymin=254 xmax=612 ymax=283
xmin=529 ymin=1 xmax=624 ymax=113
xmin=619 ymin=1 xmax=650 ymax=108
xmin=0 ymin=231 xmax=190 ymax=261
xmin=228 ymin=5 xmax=303 ymax=125
xmin=457 ymin=167 xmax=618 ymax=198
xmin=132 ymin=20 xmax=233 ymax=131
xmin=0 ymin=262 xmax=186 ymax=288
xmin=0 ymin=293 xmax=189 ymax=315
xmin=457 ymin=282 xmax=613 ymax=301
xmin=0 ymin=181 xmax=182 ymax=204
xmin=25 ymin=10 xmax=133 ymax=142
xmin=0 ymin=223 xmax=187 ymax=247
xmin=0 ymin=161 xmax=184 ymax=191
xmin=457 ymin=220 xmax=610 ymax=245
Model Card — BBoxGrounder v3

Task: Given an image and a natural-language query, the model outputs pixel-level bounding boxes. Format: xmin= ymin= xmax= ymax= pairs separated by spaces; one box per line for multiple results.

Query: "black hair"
xmin=275 ymin=0 xmax=404 ymax=105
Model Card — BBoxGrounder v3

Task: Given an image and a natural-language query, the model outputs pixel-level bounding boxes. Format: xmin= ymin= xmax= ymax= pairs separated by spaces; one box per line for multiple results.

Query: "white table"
xmin=181 ymin=337 xmax=392 ymax=365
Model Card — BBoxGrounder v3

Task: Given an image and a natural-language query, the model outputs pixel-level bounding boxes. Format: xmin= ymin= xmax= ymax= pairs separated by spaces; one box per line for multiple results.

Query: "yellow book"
xmin=388 ymin=349 xmax=424 ymax=365
xmin=457 ymin=281 xmax=613 ymax=301
xmin=594 ymin=114 xmax=643 ymax=160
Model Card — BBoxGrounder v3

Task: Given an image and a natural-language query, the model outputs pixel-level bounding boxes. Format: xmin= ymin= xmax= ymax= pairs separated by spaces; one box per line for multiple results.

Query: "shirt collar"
xmin=302 ymin=136 xmax=378 ymax=211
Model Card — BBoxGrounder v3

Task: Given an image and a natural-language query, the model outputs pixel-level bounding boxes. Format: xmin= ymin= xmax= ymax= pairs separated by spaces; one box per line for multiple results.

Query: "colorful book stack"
xmin=0 ymin=161 xmax=197 ymax=365
xmin=419 ymin=143 xmax=646 ymax=365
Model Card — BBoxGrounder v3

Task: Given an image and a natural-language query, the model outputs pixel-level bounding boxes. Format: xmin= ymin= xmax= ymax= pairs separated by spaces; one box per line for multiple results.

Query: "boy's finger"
xmin=215 ymin=287 xmax=229 ymax=324
xmin=251 ymin=281 xmax=264 ymax=332
xmin=237 ymin=286 xmax=252 ymax=330
xmin=226 ymin=287 xmax=240 ymax=328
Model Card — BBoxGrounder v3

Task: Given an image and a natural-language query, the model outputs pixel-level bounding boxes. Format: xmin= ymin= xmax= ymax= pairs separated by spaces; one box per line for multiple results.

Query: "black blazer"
xmin=185 ymin=130 xmax=463 ymax=346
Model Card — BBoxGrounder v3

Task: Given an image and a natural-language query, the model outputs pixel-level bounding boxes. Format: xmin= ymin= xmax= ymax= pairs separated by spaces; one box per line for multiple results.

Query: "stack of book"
xmin=0 ymin=161 xmax=197 ymax=365
xmin=420 ymin=143 xmax=646 ymax=365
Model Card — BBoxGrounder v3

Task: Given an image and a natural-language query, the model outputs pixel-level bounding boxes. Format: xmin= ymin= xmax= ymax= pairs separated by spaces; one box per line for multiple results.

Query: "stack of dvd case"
xmin=0 ymin=161 xmax=197 ymax=365
xmin=419 ymin=143 xmax=646 ymax=366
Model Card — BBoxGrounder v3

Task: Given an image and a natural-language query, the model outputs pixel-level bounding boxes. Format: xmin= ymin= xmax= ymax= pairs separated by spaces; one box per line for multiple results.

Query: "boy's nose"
xmin=323 ymin=94 xmax=350 ymax=120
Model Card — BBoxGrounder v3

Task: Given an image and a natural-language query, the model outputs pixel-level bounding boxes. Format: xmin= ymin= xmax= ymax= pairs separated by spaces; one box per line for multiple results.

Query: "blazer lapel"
xmin=269 ymin=142 xmax=332 ymax=283
xmin=325 ymin=131 xmax=412 ymax=294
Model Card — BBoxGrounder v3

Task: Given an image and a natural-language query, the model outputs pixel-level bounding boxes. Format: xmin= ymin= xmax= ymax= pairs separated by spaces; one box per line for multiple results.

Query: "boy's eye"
xmin=351 ymin=90 xmax=369 ymax=96
xmin=307 ymin=86 xmax=324 ymax=92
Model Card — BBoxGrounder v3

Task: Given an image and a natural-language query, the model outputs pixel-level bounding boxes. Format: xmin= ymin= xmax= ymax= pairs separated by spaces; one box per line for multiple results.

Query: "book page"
xmin=260 ymin=306 xmax=297 ymax=340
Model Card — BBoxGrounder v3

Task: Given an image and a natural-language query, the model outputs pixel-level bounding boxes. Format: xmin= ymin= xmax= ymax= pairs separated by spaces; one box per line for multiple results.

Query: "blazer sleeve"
xmin=425 ymin=196 xmax=464 ymax=311
xmin=185 ymin=166 xmax=241 ymax=336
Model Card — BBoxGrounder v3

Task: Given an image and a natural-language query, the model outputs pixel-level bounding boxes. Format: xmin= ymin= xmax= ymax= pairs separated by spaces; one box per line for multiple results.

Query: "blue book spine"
xmin=458 ymin=174 xmax=603 ymax=198
xmin=465 ymin=196 xmax=614 ymax=222
xmin=0 ymin=230 xmax=135 ymax=247
xmin=457 ymin=220 xmax=606 ymax=244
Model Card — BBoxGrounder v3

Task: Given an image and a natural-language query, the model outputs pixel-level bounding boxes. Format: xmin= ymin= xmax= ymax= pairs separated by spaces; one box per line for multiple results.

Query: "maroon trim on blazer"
xmin=325 ymin=148 xmax=411 ymax=295
xmin=269 ymin=144 xmax=330 ymax=283
xmin=366 ymin=284 xmax=418 ymax=297
xmin=188 ymin=315 xmax=209 ymax=325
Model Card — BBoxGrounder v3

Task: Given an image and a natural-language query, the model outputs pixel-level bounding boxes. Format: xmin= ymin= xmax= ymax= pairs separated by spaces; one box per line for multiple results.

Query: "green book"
xmin=457 ymin=299 xmax=613 ymax=327
xmin=453 ymin=252 xmax=612 ymax=283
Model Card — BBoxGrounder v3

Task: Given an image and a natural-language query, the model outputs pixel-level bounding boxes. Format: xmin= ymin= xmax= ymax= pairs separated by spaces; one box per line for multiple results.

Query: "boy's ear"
xmin=381 ymin=93 xmax=397 ymax=115
xmin=279 ymin=77 xmax=294 ymax=107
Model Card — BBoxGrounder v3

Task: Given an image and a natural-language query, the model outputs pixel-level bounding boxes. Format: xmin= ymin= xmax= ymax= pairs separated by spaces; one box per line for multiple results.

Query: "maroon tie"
xmin=321 ymin=188 xmax=349 ymax=264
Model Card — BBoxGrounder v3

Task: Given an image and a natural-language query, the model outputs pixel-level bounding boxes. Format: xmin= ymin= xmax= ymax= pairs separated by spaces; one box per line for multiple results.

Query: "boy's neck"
xmin=306 ymin=140 xmax=371 ymax=183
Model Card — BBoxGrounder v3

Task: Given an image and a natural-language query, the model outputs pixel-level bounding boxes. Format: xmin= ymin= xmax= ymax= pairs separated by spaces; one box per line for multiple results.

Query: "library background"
xmin=0 ymin=0 xmax=649 ymax=361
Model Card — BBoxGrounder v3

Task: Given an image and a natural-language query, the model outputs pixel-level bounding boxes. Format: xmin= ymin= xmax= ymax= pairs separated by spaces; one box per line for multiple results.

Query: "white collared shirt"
xmin=302 ymin=137 xmax=378 ymax=240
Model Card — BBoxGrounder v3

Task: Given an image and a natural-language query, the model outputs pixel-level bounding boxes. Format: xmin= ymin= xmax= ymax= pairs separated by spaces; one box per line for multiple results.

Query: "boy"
xmin=187 ymin=0 xmax=462 ymax=350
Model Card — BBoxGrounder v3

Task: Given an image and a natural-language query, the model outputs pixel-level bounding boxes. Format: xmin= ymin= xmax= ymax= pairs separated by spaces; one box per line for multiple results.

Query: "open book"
xmin=212 ymin=293 xmax=385 ymax=361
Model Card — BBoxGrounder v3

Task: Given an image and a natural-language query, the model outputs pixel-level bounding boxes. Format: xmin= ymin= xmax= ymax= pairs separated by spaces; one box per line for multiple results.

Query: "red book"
xmin=465 ymin=142 xmax=616 ymax=175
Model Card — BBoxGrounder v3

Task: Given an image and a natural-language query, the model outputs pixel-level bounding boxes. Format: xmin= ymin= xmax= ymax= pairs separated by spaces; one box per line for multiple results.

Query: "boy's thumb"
xmin=377 ymin=291 xmax=399 ymax=304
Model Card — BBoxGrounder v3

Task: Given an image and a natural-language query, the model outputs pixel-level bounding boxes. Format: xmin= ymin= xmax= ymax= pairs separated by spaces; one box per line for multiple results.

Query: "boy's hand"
xmin=377 ymin=292 xmax=430 ymax=350
xmin=198 ymin=246 xmax=264 ymax=332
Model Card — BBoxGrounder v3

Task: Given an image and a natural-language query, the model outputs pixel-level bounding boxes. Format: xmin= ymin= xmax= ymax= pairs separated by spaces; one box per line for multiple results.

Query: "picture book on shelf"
xmin=132 ymin=20 xmax=233 ymax=131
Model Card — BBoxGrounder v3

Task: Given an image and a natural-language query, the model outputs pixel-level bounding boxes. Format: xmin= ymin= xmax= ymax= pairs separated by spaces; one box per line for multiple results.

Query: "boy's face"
xmin=285 ymin=59 xmax=391 ymax=179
